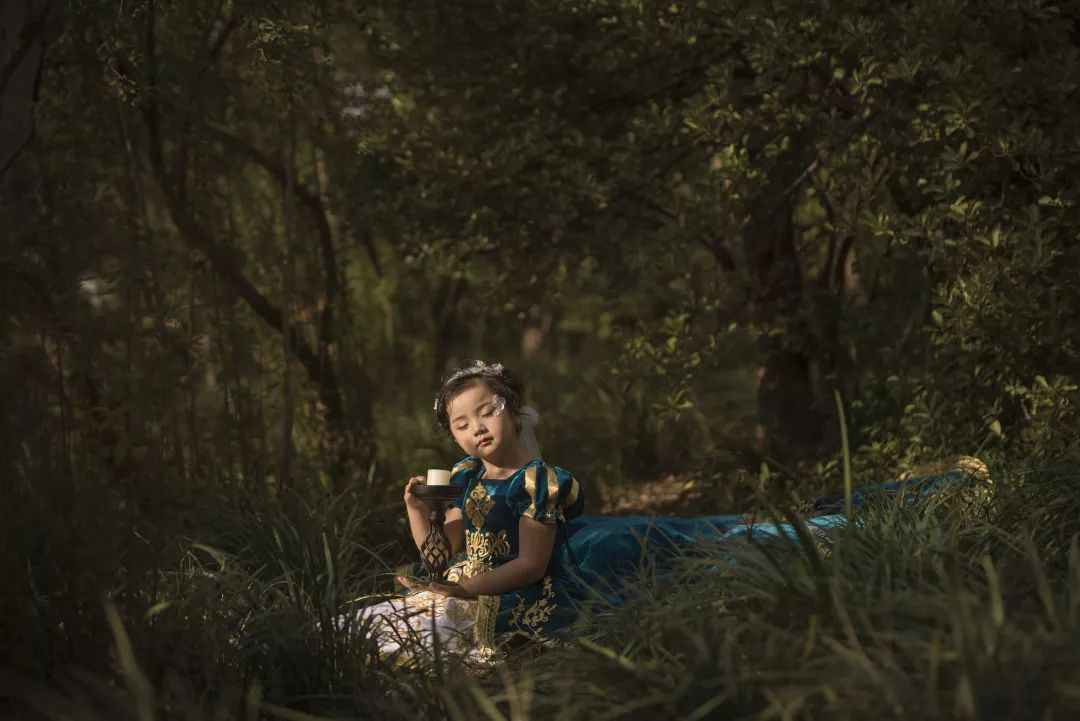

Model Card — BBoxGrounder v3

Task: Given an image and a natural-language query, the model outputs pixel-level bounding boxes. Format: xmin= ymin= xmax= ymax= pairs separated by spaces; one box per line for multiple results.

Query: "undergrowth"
xmin=4 ymin=454 xmax=1080 ymax=721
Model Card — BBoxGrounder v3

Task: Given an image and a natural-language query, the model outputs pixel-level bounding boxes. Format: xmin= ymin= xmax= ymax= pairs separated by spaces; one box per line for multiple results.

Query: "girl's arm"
xmin=458 ymin=517 xmax=556 ymax=597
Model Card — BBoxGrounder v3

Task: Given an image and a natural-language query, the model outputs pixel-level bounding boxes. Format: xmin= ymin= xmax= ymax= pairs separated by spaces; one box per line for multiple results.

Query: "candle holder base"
xmin=412 ymin=484 xmax=462 ymax=583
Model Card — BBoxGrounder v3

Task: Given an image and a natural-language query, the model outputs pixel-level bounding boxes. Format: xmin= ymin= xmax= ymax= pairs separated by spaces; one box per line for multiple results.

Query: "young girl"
xmin=354 ymin=360 xmax=586 ymax=664
xmin=352 ymin=360 xmax=991 ymax=665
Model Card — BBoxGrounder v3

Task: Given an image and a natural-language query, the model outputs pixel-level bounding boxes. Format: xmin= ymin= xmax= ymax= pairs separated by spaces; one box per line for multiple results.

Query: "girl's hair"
xmin=433 ymin=360 xmax=525 ymax=434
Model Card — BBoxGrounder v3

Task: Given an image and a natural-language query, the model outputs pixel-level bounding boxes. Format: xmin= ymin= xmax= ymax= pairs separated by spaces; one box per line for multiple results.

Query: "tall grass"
xmin=513 ymin=462 xmax=1080 ymax=720
xmin=5 ymin=454 xmax=1080 ymax=720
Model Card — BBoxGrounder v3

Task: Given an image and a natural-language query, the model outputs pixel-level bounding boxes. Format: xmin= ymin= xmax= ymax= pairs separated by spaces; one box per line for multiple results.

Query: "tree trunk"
xmin=0 ymin=0 xmax=52 ymax=186
xmin=744 ymin=142 xmax=832 ymax=461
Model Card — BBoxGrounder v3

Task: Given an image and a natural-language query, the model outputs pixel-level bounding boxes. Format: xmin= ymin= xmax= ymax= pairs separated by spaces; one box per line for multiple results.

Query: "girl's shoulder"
xmin=451 ymin=455 xmax=481 ymax=472
xmin=450 ymin=456 xmax=482 ymax=481
xmin=515 ymin=459 xmax=579 ymax=489
xmin=513 ymin=460 xmax=584 ymax=523
xmin=529 ymin=459 xmax=575 ymax=477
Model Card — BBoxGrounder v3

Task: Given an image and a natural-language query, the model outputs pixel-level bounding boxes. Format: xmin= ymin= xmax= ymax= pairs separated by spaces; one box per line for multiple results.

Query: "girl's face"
xmin=445 ymin=382 xmax=518 ymax=460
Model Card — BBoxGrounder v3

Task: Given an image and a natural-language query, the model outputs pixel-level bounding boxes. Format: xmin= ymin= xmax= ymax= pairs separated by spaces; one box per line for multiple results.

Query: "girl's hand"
xmin=403 ymin=475 xmax=426 ymax=510
xmin=426 ymin=580 xmax=476 ymax=598
xmin=396 ymin=575 xmax=477 ymax=599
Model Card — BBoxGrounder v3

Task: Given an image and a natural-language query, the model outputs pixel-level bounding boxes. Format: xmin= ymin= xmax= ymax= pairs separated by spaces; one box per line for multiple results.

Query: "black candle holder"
xmin=411 ymin=484 xmax=462 ymax=583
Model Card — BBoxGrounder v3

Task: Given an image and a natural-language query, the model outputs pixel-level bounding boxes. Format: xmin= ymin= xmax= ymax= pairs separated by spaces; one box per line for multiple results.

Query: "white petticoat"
xmin=347 ymin=589 xmax=493 ymax=666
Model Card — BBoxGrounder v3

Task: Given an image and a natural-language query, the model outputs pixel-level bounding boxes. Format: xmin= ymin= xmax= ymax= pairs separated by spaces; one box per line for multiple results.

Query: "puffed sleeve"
xmin=513 ymin=463 xmax=584 ymax=525
xmin=449 ymin=457 xmax=479 ymax=511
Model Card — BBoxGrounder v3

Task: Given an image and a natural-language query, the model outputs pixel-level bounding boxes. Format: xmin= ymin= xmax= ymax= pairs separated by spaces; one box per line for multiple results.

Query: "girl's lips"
xmin=478 ymin=438 xmax=493 ymax=447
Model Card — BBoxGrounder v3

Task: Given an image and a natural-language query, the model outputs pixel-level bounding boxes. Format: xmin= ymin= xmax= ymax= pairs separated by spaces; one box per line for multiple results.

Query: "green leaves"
xmin=10 ymin=3 xmax=1080 ymax=716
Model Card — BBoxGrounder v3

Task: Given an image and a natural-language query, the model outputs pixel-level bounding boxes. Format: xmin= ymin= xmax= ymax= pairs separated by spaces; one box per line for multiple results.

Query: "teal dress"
xmin=446 ymin=457 xmax=586 ymax=649
xmin=444 ymin=455 xmax=990 ymax=653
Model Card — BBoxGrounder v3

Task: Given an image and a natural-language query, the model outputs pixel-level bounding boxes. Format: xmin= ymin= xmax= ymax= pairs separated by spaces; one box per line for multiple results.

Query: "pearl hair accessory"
xmin=433 ymin=360 xmax=508 ymax=412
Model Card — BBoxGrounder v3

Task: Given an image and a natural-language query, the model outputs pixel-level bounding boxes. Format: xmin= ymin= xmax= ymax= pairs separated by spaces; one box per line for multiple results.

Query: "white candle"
xmin=426 ymin=468 xmax=451 ymax=486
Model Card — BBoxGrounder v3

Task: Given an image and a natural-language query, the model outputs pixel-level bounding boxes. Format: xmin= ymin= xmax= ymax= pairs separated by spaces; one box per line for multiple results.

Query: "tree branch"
xmin=0 ymin=0 xmax=52 ymax=100
xmin=144 ymin=116 xmax=328 ymax=401
xmin=0 ymin=0 xmax=52 ymax=183
xmin=143 ymin=0 xmax=165 ymax=181
xmin=205 ymin=13 xmax=239 ymax=63
xmin=160 ymin=194 xmax=324 ymax=380
xmin=153 ymin=178 xmax=358 ymax=445
xmin=770 ymin=115 xmax=875 ymax=223
xmin=203 ymin=125 xmax=382 ymax=279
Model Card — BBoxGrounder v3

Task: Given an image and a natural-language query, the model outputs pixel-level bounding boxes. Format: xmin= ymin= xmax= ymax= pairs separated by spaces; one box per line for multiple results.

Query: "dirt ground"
xmin=598 ymin=473 xmax=710 ymax=516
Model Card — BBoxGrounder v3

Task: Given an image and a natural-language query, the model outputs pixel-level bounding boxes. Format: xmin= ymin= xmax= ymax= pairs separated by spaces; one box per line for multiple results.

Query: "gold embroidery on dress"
xmin=453 ymin=459 xmax=479 ymax=475
xmin=522 ymin=466 xmax=539 ymax=520
xmin=508 ymin=576 xmax=557 ymax=636
xmin=459 ymin=477 xmax=509 ymax=654
xmin=543 ymin=467 xmax=560 ymax=517
xmin=565 ymin=475 xmax=580 ymax=507
xmin=522 ymin=466 xmax=539 ymax=495
xmin=404 ymin=589 xmax=451 ymax=616
xmin=444 ymin=597 xmax=472 ymax=626
xmin=522 ymin=466 xmax=541 ymax=521
xmin=473 ymin=594 xmax=500 ymax=653
xmin=445 ymin=561 xmax=465 ymax=584
xmin=466 ymin=528 xmax=511 ymax=559
xmin=462 ymin=558 xmax=485 ymax=579
xmin=463 ymin=528 xmax=510 ymax=577
xmin=465 ymin=482 xmax=495 ymax=528
xmin=522 ymin=467 xmax=563 ymax=523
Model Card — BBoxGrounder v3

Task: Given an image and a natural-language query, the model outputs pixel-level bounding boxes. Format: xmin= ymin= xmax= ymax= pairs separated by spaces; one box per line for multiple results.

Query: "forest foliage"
xmin=3 ymin=0 xmax=1080 ymax=718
